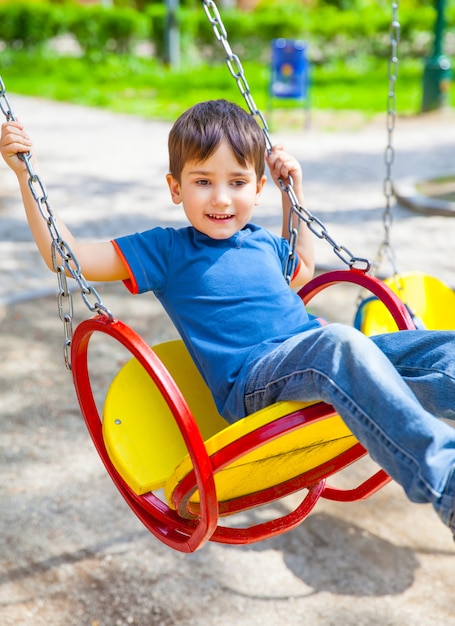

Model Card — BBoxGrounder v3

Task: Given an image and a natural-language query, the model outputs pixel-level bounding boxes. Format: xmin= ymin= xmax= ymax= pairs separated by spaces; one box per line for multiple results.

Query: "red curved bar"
xmin=299 ymin=269 xmax=416 ymax=331
xmin=321 ymin=468 xmax=390 ymax=502
xmin=71 ymin=315 xmax=218 ymax=553
xmin=172 ymin=402 xmax=338 ymax=519
xmin=210 ymin=480 xmax=326 ymax=545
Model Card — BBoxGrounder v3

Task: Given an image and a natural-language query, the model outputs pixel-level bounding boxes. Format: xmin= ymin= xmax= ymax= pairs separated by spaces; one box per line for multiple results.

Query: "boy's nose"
xmin=211 ymin=186 xmax=232 ymax=207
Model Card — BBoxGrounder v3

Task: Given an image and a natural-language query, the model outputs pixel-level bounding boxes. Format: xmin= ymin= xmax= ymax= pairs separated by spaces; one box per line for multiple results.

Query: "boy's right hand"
xmin=0 ymin=121 xmax=33 ymax=175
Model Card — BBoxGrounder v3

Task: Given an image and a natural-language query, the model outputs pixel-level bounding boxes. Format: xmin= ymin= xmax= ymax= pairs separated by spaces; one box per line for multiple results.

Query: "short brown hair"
xmin=168 ymin=100 xmax=266 ymax=182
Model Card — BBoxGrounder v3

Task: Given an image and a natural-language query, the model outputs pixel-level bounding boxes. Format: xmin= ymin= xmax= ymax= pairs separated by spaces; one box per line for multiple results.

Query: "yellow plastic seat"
xmin=102 ymin=340 xmax=228 ymax=494
xmin=103 ymin=340 xmax=358 ymax=506
xmin=164 ymin=401 xmax=356 ymax=517
xmin=358 ymin=272 xmax=455 ymax=335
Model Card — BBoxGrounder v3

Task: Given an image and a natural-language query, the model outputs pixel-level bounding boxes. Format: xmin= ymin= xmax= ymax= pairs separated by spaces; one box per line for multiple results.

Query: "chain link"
xmin=0 ymin=76 xmax=113 ymax=369
xmin=202 ymin=0 xmax=370 ymax=280
xmin=372 ymin=1 xmax=401 ymax=278
xmin=0 ymin=79 xmax=16 ymax=122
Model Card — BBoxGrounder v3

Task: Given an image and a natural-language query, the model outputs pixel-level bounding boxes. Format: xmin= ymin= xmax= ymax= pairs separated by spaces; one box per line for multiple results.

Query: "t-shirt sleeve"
xmin=113 ymin=228 xmax=174 ymax=295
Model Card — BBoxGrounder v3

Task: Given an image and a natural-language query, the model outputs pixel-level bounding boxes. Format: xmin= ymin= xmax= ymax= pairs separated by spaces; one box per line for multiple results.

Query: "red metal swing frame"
xmin=71 ymin=269 xmax=415 ymax=553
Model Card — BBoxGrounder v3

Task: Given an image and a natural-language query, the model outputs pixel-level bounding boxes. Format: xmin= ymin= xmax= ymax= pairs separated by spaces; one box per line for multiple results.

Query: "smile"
xmin=208 ymin=214 xmax=233 ymax=220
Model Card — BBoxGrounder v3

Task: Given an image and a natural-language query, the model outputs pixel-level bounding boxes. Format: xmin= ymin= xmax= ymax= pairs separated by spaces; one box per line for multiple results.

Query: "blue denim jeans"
xmin=243 ymin=324 xmax=455 ymax=534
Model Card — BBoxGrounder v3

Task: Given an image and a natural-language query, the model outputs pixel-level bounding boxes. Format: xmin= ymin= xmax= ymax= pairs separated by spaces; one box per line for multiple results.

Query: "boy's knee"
xmin=321 ymin=323 xmax=367 ymax=347
xmin=319 ymin=323 xmax=377 ymax=361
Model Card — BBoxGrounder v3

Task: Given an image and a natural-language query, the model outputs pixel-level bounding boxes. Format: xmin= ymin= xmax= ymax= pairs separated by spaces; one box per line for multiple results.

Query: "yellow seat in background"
xmin=359 ymin=272 xmax=455 ymax=335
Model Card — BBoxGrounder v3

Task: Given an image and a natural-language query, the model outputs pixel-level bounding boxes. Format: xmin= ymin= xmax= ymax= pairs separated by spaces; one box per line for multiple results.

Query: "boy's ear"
xmin=255 ymin=174 xmax=267 ymax=205
xmin=166 ymin=173 xmax=182 ymax=204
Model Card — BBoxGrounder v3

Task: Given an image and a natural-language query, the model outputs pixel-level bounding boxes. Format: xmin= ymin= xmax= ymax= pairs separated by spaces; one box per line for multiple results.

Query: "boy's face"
xmin=166 ymin=140 xmax=266 ymax=240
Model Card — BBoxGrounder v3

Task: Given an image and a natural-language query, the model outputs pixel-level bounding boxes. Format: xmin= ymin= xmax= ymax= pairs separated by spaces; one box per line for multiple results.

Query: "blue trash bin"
xmin=270 ymin=38 xmax=310 ymax=102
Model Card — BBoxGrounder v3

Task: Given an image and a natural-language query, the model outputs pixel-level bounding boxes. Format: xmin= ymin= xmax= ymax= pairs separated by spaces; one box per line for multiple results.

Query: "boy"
xmin=1 ymin=99 xmax=455 ymax=539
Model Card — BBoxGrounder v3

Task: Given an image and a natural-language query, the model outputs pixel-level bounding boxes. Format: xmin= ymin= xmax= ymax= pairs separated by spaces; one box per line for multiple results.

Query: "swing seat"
xmin=356 ymin=271 xmax=455 ymax=335
xmin=101 ymin=336 xmax=388 ymax=549
xmin=102 ymin=339 xmax=228 ymax=495
xmin=71 ymin=269 xmax=416 ymax=553
xmin=103 ymin=339 xmax=369 ymax=513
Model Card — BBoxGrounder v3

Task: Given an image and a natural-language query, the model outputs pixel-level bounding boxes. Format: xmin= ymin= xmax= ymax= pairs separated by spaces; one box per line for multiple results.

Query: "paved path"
xmin=1 ymin=96 xmax=455 ymax=305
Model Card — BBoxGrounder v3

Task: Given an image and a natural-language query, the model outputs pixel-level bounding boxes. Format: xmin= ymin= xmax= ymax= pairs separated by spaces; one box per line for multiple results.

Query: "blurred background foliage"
xmin=0 ymin=0 xmax=453 ymax=118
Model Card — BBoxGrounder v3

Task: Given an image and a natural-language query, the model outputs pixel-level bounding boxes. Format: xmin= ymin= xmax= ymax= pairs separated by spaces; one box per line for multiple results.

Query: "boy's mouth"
xmin=208 ymin=214 xmax=233 ymax=221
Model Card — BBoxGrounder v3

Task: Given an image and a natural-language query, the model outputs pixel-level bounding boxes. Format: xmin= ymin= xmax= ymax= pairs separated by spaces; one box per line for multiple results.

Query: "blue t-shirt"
xmin=114 ymin=224 xmax=323 ymax=422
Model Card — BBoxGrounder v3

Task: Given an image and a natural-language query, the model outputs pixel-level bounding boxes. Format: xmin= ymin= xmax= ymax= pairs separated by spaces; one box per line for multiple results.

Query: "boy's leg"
xmin=244 ymin=324 xmax=455 ymax=535
xmin=371 ymin=329 xmax=455 ymax=419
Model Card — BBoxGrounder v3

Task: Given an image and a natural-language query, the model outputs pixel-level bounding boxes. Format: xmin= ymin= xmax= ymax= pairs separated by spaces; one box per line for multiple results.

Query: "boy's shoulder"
xmin=247 ymin=223 xmax=289 ymax=248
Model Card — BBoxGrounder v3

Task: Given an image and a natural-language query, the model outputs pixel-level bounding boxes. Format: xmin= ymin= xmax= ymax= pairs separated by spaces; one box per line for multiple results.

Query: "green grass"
xmin=0 ymin=50 xmax=452 ymax=121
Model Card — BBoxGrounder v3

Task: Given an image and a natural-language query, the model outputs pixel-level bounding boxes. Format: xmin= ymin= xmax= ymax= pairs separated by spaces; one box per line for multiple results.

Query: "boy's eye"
xmin=232 ymin=180 xmax=246 ymax=187
xmin=196 ymin=179 xmax=210 ymax=186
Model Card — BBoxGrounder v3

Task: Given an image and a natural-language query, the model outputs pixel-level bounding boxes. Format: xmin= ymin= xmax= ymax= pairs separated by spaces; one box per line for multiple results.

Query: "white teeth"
xmin=209 ymin=214 xmax=232 ymax=220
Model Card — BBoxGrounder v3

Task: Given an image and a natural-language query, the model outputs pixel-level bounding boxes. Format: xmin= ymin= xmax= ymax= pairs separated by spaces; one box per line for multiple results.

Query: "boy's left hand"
xmin=266 ymin=144 xmax=303 ymax=192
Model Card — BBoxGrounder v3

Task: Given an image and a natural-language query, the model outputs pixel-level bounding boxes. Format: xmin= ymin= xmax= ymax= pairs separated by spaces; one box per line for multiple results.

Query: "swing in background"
xmin=352 ymin=3 xmax=455 ymax=335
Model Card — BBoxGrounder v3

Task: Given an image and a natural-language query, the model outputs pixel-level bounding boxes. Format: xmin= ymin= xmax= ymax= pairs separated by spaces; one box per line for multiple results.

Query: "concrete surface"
xmin=0 ymin=96 xmax=454 ymax=626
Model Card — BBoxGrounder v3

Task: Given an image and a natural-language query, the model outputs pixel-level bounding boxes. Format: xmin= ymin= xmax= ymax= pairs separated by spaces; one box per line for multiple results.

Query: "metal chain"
xmin=0 ymin=76 xmax=113 ymax=369
xmin=376 ymin=3 xmax=424 ymax=326
xmin=202 ymin=0 xmax=370 ymax=280
xmin=371 ymin=1 xmax=401 ymax=279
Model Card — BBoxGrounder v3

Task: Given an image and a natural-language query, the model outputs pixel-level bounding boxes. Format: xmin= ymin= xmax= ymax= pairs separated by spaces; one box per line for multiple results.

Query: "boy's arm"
xmin=266 ymin=144 xmax=315 ymax=288
xmin=0 ymin=121 xmax=128 ymax=282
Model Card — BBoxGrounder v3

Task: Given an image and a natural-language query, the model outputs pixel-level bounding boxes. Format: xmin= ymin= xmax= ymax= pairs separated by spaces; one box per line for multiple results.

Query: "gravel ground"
xmin=0 ymin=282 xmax=454 ymax=626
